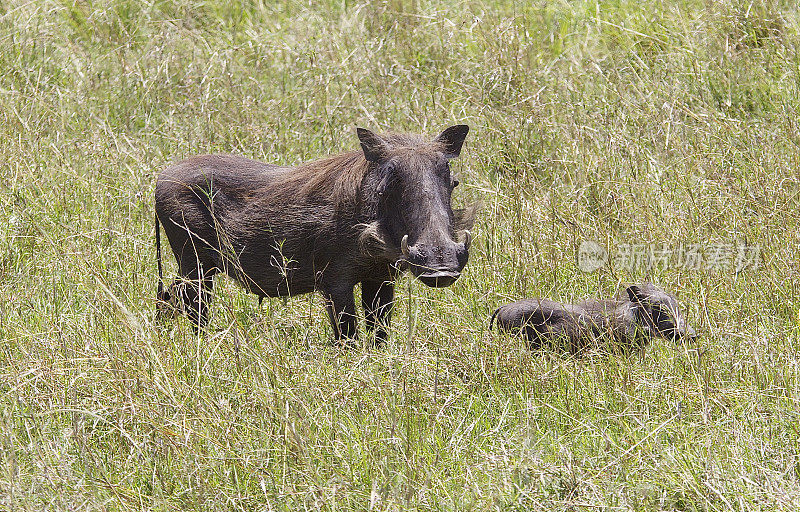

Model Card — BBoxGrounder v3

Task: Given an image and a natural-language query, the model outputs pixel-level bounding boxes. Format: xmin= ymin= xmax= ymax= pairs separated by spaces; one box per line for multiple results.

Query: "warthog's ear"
xmin=627 ymin=284 xmax=656 ymax=312
xmin=357 ymin=127 xmax=389 ymax=162
xmin=627 ymin=285 xmax=655 ymax=331
xmin=626 ymin=285 xmax=646 ymax=304
xmin=435 ymin=125 xmax=469 ymax=158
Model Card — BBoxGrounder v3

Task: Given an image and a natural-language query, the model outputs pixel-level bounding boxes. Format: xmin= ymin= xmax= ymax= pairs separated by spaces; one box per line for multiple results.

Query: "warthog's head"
xmin=626 ymin=284 xmax=698 ymax=342
xmin=357 ymin=125 xmax=475 ymax=287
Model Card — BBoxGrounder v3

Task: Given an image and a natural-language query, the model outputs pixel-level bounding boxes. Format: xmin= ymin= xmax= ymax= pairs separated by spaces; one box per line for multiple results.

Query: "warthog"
xmin=490 ymin=283 xmax=698 ymax=353
xmin=155 ymin=125 xmax=476 ymax=343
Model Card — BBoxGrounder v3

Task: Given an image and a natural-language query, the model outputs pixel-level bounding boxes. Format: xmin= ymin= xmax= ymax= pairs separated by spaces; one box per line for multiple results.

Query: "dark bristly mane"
xmin=247 ymin=150 xmax=369 ymax=212
xmin=295 ymin=150 xmax=369 ymax=207
xmin=254 ymin=133 xmax=441 ymax=211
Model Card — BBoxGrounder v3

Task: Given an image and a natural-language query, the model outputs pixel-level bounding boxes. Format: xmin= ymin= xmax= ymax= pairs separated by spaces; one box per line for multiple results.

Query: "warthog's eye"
xmin=383 ymin=161 xmax=396 ymax=176
xmin=441 ymin=162 xmax=458 ymax=188
xmin=376 ymin=162 xmax=397 ymax=196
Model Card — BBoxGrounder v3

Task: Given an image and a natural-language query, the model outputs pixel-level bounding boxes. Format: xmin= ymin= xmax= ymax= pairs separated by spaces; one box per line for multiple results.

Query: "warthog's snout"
xmin=400 ymin=232 xmax=470 ymax=288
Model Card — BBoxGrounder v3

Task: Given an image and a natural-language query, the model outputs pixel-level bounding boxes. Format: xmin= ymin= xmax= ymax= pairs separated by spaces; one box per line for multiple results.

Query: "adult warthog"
xmin=155 ymin=125 xmax=476 ymax=344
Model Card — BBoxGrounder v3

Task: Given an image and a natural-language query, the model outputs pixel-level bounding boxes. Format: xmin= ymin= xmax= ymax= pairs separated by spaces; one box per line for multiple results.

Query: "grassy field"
xmin=2 ymin=0 xmax=800 ymax=509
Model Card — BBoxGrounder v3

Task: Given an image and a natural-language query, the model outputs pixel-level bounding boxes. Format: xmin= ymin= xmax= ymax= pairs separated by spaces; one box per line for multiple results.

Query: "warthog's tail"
xmin=155 ymin=211 xmax=165 ymax=301
xmin=489 ymin=308 xmax=500 ymax=330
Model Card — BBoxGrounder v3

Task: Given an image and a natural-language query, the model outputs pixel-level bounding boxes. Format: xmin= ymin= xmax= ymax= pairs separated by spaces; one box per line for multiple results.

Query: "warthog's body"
xmin=490 ymin=284 xmax=697 ymax=353
xmin=155 ymin=126 xmax=476 ymax=343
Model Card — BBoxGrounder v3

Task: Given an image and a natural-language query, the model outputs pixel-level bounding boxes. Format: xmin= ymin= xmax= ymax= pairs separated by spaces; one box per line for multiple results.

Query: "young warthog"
xmin=155 ymin=126 xmax=476 ymax=344
xmin=490 ymin=283 xmax=698 ymax=353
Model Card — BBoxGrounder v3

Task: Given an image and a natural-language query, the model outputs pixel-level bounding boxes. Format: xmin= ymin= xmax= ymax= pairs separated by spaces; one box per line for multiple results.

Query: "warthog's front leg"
xmin=361 ymin=280 xmax=394 ymax=346
xmin=322 ymin=286 xmax=358 ymax=344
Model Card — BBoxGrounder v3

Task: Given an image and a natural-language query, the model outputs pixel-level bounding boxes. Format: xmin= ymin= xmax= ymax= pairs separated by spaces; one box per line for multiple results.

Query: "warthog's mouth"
xmin=392 ymin=260 xmax=461 ymax=287
xmin=416 ymin=269 xmax=461 ymax=288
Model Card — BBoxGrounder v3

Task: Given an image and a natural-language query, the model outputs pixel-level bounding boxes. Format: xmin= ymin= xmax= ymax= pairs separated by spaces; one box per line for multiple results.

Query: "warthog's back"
xmin=155 ymin=154 xmax=286 ymax=213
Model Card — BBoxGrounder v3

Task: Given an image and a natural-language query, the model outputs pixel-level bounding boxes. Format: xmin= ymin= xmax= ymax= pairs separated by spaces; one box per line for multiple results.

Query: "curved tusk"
xmin=461 ymin=230 xmax=472 ymax=251
xmin=401 ymin=235 xmax=410 ymax=257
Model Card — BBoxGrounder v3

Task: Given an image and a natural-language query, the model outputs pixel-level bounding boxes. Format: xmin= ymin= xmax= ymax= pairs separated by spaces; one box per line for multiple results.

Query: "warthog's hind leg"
xmin=176 ymin=272 xmax=215 ymax=333
xmin=173 ymin=250 xmax=217 ymax=332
